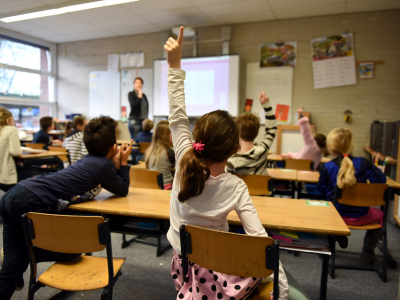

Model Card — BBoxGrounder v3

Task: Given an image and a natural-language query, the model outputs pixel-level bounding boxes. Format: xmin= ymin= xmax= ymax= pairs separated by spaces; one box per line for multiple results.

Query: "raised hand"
xmin=164 ymin=26 xmax=184 ymax=69
xmin=297 ymin=106 xmax=303 ymax=114
xmin=111 ymin=147 xmax=121 ymax=170
xmin=259 ymin=91 xmax=269 ymax=104
xmin=120 ymin=139 xmax=133 ymax=166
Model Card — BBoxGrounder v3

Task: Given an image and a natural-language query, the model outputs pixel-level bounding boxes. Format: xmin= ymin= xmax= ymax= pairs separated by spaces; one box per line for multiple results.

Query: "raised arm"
xmin=165 ymin=27 xmax=192 ymax=162
xmin=259 ymin=91 xmax=277 ymax=150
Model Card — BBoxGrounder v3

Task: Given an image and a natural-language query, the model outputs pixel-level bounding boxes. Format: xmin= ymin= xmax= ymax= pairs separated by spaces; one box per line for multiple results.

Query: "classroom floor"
xmin=1 ymin=222 xmax=399 ymax=300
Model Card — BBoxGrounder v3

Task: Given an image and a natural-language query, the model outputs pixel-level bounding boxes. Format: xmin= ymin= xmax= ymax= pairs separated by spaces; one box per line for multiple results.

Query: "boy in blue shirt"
xmin=0 ymin=116 xmax=133 ymax=300
xmin=32 ymin=117 xmax=62 ymax=149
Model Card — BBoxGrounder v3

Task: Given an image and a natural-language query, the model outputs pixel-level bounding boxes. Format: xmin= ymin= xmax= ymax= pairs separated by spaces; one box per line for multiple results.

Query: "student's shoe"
xmin=360 ymin=249 xmax=377 ymax=262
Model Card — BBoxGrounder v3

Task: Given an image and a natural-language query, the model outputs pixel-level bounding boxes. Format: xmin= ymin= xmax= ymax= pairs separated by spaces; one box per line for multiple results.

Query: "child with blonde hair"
xmin=318 ymin=128 xmax=386 ymax=262
xmin=0 ymin=107 xmax=22 ymax=192
xmin=145 ymin=120 xmax=175 ymax=190
xmin=164 ymin=27 xmax=288 ymax=300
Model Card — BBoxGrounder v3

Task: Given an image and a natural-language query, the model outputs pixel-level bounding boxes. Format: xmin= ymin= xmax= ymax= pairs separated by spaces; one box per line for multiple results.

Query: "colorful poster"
xmin=311 ymin=33 xmax=353 ymax=61
xmin=359 ymin=62 xmax=374 ymax=79
xmin=259 ymin=42 xmax=297 ymax=68
xmin=244 ymin=99 xmax=253 ymax=112
xmin=275 ymin=104 xmax=290 ymax=122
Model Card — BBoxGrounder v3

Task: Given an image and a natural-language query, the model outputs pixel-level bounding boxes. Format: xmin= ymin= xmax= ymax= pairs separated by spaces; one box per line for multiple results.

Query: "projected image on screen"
xmin=154 ymin=55 xmax=239 ymax=117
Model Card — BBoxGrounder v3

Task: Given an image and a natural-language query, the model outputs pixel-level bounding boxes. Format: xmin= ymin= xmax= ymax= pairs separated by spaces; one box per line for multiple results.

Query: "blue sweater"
xmin=19 ymin=155 xmax=130 ymax=211
xmin=32 ymin=130 xmax=51 ymax=149
xmin=317 ymin=156 xmax=386 ymax=218
xmin=135 ymin=131 xmax=153 ymax=143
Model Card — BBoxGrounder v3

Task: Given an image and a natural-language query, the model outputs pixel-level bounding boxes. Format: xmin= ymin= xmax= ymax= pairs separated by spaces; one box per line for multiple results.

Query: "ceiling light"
xmin=0 ymin=0 xmax=139 ymax=23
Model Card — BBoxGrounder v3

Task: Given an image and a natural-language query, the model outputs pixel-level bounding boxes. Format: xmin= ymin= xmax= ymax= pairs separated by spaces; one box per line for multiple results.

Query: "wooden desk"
xmin=268 ymin=155 xmax=331 ymax=163
xmin=117 ymin=139 xmax=137 ymax=145
xmin=131 ymin=161 xmax=146 ymax=169
xmin=266 ymin=168 xmax=297 ymax=181
xmin=297 ymin=171 xmax=320 ymax=183
xmin=19 ymin=151 xmax=69 ymax=160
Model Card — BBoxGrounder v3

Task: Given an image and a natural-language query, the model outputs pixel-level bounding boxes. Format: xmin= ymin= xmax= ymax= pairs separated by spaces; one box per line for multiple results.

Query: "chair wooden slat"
xmin=337 ymin=183 xmax=388 ymax=207
xmin=235 ymin=174 xmax=273 ymax=196
xmin=347 ymin=222 xmax=381 ymax=230
xmin=185 ymin=225 xmax=274 ymax=278
xmin=138 ymin=142 xmax=151 ymax=155
xmin=129 ymin=168 xmax=162 ymax=189
xmin=283 ymin=158 xmax=313 ymax=171
xmin=25 ymin=143 xmax=45 ymax=149
xmin=48 ymin=146 xmax=69 ymax=162
xmin=27 ymin=213 xmax=105 ymax=253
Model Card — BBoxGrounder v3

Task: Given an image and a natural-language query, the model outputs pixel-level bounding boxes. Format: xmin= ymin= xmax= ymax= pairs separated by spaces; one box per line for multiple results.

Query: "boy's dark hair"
xmin=40 ymin=117 xmax=53 ymax=131
xmin=235 ymin=113 xmax=261 ymax=142
xmin=134 ymin=77 xmax=143 ymax=84
xmin=83 ymin=116 xmax=118 ymax=157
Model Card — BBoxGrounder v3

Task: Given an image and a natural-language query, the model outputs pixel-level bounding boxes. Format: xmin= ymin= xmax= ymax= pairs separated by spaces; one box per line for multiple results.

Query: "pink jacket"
xmin=287 ymin=117 xmax=322 ymax=170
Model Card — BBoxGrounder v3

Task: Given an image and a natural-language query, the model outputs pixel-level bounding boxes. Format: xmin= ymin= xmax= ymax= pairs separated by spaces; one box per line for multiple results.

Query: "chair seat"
xmin=251 ymin=281 xmax=273 ymax=300
xmin=38 ymin=255 xmax=125 ymax=291
xmin=347 ymin=221 xmax=381 ymax=230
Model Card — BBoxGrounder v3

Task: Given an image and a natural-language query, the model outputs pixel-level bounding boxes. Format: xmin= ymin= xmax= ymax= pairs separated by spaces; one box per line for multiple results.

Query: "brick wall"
xmin=57 ymin=9 xmax=400 ymax=156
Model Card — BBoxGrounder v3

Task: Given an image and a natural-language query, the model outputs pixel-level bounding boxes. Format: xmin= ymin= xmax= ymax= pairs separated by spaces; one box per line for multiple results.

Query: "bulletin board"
xmin=246 ymin=62 xmax=293 ymax=124
xmin=120 ymin=68 xmax=153 ymax=120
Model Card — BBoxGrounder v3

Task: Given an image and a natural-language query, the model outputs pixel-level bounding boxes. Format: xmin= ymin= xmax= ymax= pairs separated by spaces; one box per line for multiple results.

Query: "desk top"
xmin=267 ymin=168 xmax=297 ymax=181
xmin=19 ymin=151 xmax=69 ymax=160
xmin=268 ymin=155 xmax=331 ymax=163
xmin=297 ymin=171 xmax=320 ymax=183
xmin=69 ymin=187 xmax=350 ymax=236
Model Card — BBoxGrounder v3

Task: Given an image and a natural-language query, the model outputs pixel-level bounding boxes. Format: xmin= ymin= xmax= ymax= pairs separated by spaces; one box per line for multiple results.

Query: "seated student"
xmin=32 ymin=116 xmax=62 ymax=149
xmin=0 ymin=108 xmax=22 ymax=192
xmin=63 ymin=116 xmax=88 ymax=164
xmin=0 ymin=116 xmax=132 ymax=300
xmin=164 ymin=27 xmax=288 ymax=300
xmin=227 ymin=92 xmax=277 ymax=175
xmin=135 ymin=118 xmax=154 ymax=143
xmin=280 ymin=107 xmax=328 ymax=170
xmin=145 ymin=120 xmax=175 ymax=190
xmin=318 ymin=128 xmax=386 ymax=262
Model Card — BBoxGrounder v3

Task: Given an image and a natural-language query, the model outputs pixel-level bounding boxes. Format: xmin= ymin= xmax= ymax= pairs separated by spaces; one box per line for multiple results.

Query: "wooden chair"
xmin=330 ymin=183 xmax=393 ymax=282
xmin=180 ymin=225 xmax=280 ymax=300
xmin=129 ymin=168 xmax=164 ymax=189
xmin=282 ymin=158 xmax=314 ymax=171
xmin=138 ymin=142 xmax=151 ymax=155
xmin=25 ymin=143 xmax=45 ymax=149
xmin=235 ymin=174 xmax=274 ymax=196
xmin=48 ymin=146 xmax=71 ymax=165
xmin=22 ymin=213 xmax=125 ymax=300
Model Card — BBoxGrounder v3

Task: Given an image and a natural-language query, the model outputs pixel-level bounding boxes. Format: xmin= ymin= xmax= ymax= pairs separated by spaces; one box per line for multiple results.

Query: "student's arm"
xmin=98 ymin=162 xmax=130 ymax=196
xmin=128 ymin=91 xmax=141 ymax=110
xmin=298 ymin=117 xmax=315 ymax=145
xmin=81 ymin=141 xmax=88 ymax=157
xmin=364 ymin=158 xmax=386 ymax=183
xmin=286 ymin=151 xmax=298 ymax=159
xmin=8 ymin=127 xmax=22 ymax=157
xmin=259 ymin=92 xmax=278 ymax=150
xmin=235 ymin=184 xmax=289 ymax=300
xmin=165 ymin=28 xmax=193 ymax=162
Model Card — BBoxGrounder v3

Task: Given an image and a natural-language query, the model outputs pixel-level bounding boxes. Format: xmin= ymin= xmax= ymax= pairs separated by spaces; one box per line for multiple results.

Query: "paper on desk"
xmin=21 ymin=147 xmax=46 ymax=153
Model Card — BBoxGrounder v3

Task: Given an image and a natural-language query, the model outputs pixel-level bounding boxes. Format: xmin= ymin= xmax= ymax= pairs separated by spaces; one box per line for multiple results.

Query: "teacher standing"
xmin=128 ymin=77 xmax=148 ymax=141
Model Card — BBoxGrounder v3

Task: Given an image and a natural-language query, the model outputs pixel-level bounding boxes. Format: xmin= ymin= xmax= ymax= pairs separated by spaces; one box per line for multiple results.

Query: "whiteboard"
xmin=89 ymin=71 xmax=120 ymax=120
xmin=120 ymin=68 xmax=153 ymax=120
xmin=281 ymin=130 xmax=305 ymax=154
xmin=246 ymin=62 xmax=293 ymax=124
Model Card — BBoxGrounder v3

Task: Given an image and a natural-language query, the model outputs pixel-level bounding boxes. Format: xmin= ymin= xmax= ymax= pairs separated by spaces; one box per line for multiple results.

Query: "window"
xmin=0 ymin=31 xmax=56 ymax=130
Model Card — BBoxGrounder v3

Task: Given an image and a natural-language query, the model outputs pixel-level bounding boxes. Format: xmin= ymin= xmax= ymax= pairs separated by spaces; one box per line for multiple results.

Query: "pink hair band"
xmin=193 ymin=141 xmax=205 ymax=153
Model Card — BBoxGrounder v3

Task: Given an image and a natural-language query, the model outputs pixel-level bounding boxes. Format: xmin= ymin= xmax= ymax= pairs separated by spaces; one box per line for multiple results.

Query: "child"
xmin=281 ymin=107 xmax=327 ymax=170
xmin=63 ymin=116 xmax=88 ymax=164
xmin=32 ymin=116 xmax=62 ymax=149
xmin=164 ymin=27 xmax=288 ymax=300
xmin=0 ymin=107 xmax=22 ymax=192
xmin=226 ymin=93 xmax=277 ymax=175
xmin=135 ymin=118 xmax=154 ymax=144
xmin=145 ymin=120 xmax=175 ymax=190
xmin=317 ymin=128 xmax=386 ymax=262
xmin=0 ymin=116 xmax=132 ymax=300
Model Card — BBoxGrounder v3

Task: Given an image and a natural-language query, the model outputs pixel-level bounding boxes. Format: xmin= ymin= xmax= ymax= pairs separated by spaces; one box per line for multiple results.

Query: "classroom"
xmin=0 ymin=0 xmax=400 ymax=299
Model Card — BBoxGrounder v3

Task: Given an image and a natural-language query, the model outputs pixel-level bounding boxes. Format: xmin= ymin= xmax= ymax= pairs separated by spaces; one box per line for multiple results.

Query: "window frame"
xmin=0 ymin=27 xmax=57 ymax=116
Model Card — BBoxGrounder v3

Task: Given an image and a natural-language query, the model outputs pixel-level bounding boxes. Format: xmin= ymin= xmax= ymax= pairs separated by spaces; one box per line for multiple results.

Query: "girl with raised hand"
xmin=164 ymin=27 xmax=288 ymax=300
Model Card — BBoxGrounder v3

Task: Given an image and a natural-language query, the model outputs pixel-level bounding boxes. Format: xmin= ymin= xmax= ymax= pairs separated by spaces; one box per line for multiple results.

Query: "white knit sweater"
xmin=0 ymin=126 xmax=22 ymax=184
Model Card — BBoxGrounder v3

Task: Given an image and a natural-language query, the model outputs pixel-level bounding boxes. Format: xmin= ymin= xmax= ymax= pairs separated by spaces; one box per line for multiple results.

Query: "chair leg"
xmin=121 ymin=234 xmax=129 ymax=248
xmin=328 ymin=239 xmax=336 ymax=279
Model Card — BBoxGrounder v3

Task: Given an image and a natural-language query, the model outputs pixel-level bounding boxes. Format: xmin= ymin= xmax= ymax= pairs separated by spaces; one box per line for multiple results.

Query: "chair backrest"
xmin=25 ymin=143 xmax=45 ymax=149
xmin=48 ymin=146 xmax=70 ymax=163
xmin=235 ymin=174 xmax=273 ymax=196
xmin=129 ymin=168 xmax=164 ymax=189
xmin=283 ymin=158 xmax=314 ymax=171
xmin=23 ymin=213 xmax=107 ymax=254
xmin=334 ymin=183 xmax=391 ymax=207
xmin=138 ymin=142 xmax=151 ymax=155
xmin=180 ymin=225 xmax=280 ymax=299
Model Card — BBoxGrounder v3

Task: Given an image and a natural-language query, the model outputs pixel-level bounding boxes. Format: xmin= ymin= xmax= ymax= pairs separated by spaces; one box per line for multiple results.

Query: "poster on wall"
xmin=311 ymin=33 xmax=357 ymax=89
xmin=259 ymin=42 xmax=297 ymax=68
xmin=359 ymin=62 xmax=374 ymax=79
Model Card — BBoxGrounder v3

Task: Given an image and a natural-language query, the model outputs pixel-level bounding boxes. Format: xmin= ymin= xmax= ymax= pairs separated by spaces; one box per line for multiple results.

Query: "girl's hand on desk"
xmin=111 ymin=148 xmax=121 ymax=170
xmin=259 ymin=91 xmax=269 ymax=104
xmin=52 ymin=139 xmax=63 ymax=145
xmin=164 ymin=26 xmax=183 ymax=69
xmin=120 ymin=139 xmax=133 ymax=166
xmin=280 ymin=153 xmax=287 ymax=158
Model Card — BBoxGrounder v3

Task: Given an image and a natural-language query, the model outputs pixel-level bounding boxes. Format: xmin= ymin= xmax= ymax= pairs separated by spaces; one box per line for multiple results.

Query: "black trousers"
xmin=0 ymin=185 xmax=80 ymax=300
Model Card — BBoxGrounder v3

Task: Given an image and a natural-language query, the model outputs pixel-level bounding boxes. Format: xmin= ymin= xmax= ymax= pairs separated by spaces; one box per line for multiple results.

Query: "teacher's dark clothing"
xmin=128 ymin=91 xmax=148 ymax=120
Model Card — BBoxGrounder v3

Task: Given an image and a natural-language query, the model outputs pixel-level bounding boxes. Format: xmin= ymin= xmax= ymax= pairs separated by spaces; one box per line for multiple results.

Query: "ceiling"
xmin=0 ymin=0 xmax=399 ymax=43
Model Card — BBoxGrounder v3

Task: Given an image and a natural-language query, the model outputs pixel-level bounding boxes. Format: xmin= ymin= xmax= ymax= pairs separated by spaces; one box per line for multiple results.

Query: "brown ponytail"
xmin=65 ymin=121 xmax=72 ymax=136
xmin=178 ymin=110 xmax=239 ymax=203
xmin=326 ymin=128 xmax=357 ymax=189
xmin=65 ymin=116 xmax=86 ymax=136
